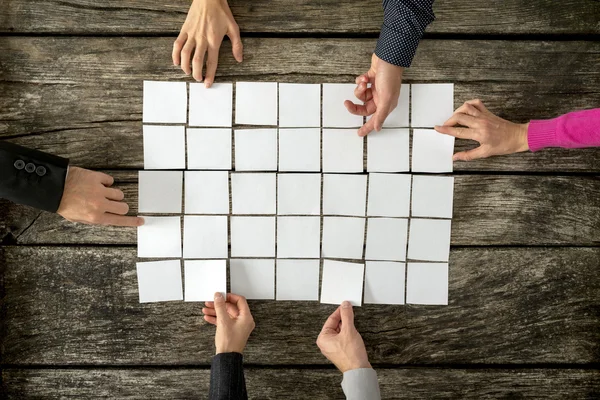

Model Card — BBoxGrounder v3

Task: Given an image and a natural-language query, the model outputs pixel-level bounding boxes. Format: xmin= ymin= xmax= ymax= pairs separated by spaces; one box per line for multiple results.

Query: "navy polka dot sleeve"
xmin=374 ymin=0 xmax=435 ymax=68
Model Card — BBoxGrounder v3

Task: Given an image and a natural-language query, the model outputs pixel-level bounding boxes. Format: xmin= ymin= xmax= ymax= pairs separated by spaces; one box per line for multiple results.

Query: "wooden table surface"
xmin=1 ymin=1 xmax=599 ymax=398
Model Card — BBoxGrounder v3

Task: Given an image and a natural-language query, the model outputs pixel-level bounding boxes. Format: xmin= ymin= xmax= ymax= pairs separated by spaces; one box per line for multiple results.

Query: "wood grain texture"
xmin=1 ymin=0 xmax=599 ymax=34
xmin=2 ymin=368 xmax=600 ymax=399
xmin=1 ymin=174 xmax=598 ymax=246
xmin=1 ymin=38 xmax=599 ymax=172
xmin=1 ymin=246 xmax=599 ymax=365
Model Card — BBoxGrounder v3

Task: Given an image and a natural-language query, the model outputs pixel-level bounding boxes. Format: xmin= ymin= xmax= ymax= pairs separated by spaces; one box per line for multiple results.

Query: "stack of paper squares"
xmin=137 ymin=80 xmax=455 ymax=306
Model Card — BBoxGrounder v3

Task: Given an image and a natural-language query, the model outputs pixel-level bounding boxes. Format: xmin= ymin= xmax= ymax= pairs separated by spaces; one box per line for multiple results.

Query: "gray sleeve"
xmin=341 ymin=368 xmax=382 ymax=400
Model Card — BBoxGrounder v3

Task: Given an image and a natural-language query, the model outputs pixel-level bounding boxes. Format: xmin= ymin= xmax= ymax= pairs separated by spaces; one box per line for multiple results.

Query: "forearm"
xmin=374 ymin=0 xmax=435 ymax=67
xmin=341 ymin=368 xmax=381 ymax=400
xmin=528 ymin=108 xmax=600 ymax=151
xmin=209 ymin=352 xmax=248 ymax=400
xmin=0 ymin=141 xmax=68 ymax=212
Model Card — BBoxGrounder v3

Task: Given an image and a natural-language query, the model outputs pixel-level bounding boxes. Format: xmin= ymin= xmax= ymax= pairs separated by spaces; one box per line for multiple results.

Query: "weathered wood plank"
xmin=2 ymin=368 xmax=600 ymax=399
xmin=1 ymin=38 xmax=599 ymax=172
xmin=1 ymin=175 xmax=598 ymax=246
xmin=1 ymin=246 xmax=599 ymax=365
xmin=1 ymin=0 xmax=599 ymax=35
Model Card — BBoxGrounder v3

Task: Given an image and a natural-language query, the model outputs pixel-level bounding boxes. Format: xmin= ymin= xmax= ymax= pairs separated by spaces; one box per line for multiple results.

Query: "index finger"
xmin=227 ymin=293 xmax=251 ymax=316
xmin=320 ymin=306 xmax=342 ymax=334
xmin=443 ymin=113 xmax=478 ymax=128
xmin=96 ymin=172 xmax=114 ymax=187
xmin=100 ymin=214 xmax=144 ymax=227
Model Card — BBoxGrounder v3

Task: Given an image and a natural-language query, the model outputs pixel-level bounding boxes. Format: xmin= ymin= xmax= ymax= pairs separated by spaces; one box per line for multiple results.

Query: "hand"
xmin=345 ymin=54 xmax=404 ymax=137
xmin=173 ymin=0 xmax=243 ymax=86
xmin=434 ymin=99 xmax=530 ymax=161
xmin=57 ymin=167 xmax=143 ymax=227
xmin=316 ymin=301 xmax=371 ymax=373
xmin=203 ymin=292 xmax=255 ymax=354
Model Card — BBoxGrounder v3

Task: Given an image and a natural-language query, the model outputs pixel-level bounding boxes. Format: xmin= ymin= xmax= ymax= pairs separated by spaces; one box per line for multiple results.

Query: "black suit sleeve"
xmin=374 ymin=0 xmax=435 ymax=67
xmin=0 ymin=141 xmax=69 ymax=213
xmin=209 ymin=352 xmax=248 ymax=400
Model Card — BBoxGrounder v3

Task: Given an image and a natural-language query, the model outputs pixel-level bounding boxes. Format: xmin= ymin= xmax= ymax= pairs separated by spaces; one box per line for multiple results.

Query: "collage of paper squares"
xmin=137 ymin=80 xmax=455 ymax=306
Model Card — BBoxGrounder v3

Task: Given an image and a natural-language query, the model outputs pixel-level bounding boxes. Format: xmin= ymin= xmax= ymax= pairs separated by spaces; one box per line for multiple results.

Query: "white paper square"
xmin=231 ymin=173 xmax=276 ymax=214
xmin=184 ymin=260 xmax=227 ymax=302
xmin=277 ymin=217 xmax=321 ymax=258
xmin=379 ymin=84 xmax=410 ymax=127
xmin=137 ymin=216 xmax=182 ymax=258
xmin=187 ymin=128 xmax=232 ymax=170
xmin=143 ymin=81 xmax=187 ymax=124
xmin=230 ymin=259 xmax=275 ymax=300
xmin=364 ymin=261 xmax=406 ymax=305
xmin=322 ymin=129 xmax=364 ymax=173
xmin=406 ymin=262 xmax=449 ymax=305
xmin=184 ymin=171 xmax=229 ymax=214
xmin=412 ymin=129 xmax=455 ymax=173
xmin=367 ymin=173 xmax=411 ymax=217
xmin=323 ymin=174 xmax=367 ymax=216
xmin=320 ymin=260 xmax=364 ymax=306
xmin=323 ymin=83 xmax=363 ymax=127
xmin=412 ymin=175 xmax=454 ymax=218
xmin=138 ymin=171 xmax=182 ymax=213
xmin=230 ymin=216 xmax=276 ymax=257
xmin=277 ymin=174 xmax=321 ymax=215
xmin=278 ymin=128 xmax=321 ymax=171
xmin=366 ymin=128 xmax=409 ymax=172
xmin=143 ymin=125 xmax=186 ymax=169
xmin=276 ymin=259 xmax=320 ymax=301
xmin=279 ymin=83 xmax=321 ymax=127
xmin=189 ymin=83 xmax=233 ymax=127
xmin=235 ymin=82 xmax=278 ymax=125
xmin=365 ymin=218 xmax=408 ymax=261
xmin=136 ymin=260 xmax=183 ymax=303
xmin=411 ymin=83 xmax=454 ymax=127
xmin=234 ymin=129 xmax=278 ymax=171
xmin=408 ymin=219 xmax=452 ymax=262
xmin=183 ymin=216 xmax=228 ymax=259
xmin=322 ymin=217 xmax=365 ymax=260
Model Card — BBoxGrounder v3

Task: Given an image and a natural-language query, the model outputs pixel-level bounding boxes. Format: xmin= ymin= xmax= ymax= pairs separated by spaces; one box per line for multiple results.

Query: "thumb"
xmin=453 ymin=146 xmax=487 ymax=162
xmin=227 ymin=25 xmax=243 ymax=63
xmin=340 ymin=301 xmax=354 ymax=331
xmin=214 ymin=292 xmax=228 ymax=320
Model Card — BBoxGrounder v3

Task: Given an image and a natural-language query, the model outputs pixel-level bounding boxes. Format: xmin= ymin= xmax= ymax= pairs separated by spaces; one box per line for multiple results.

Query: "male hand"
xmin=57 ymin=167 xmax=143 ymax=227
xmin=203 ymin=292 xmax=255 ymax=354
xmin=434 ymin=99 xmax=530 ymax=161
xmin=173 ymin=0 xmax=243 ymax=86
xmin=316 ymin=301 xmax=372 ymax=373
xmin=345 ymin=54 xmax=404 ymax=137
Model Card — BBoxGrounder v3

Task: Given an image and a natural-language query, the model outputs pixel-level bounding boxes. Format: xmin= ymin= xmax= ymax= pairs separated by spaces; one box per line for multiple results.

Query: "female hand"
xmin=173 ymin=0 xmax=243 ymax=86
xmin=434 ymin=99 xmax=529 ymax=161
xmin=316 ymin=301 xmax=372 ymax=373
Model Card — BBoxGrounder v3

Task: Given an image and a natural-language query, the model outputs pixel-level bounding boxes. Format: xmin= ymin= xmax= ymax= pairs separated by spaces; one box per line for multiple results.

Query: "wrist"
xmin=518 ymin=122 xmax=530 ymax=152
xmin=342 ymin=360 xmax=372 ymax=373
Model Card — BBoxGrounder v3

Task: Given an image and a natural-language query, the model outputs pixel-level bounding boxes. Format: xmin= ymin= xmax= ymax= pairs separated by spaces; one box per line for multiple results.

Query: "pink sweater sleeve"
xmin=527 ymin=108 xmax=600 ymax=152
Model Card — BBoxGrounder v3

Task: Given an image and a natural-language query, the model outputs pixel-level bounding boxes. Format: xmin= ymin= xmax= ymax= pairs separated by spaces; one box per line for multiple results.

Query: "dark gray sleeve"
xmin=209 ymin=352 xmax=248 ymax=400
xmin=374 ymin=0 xmax=436 ymax=67
xmin=0 ymin=141 xmax=69 ymax=213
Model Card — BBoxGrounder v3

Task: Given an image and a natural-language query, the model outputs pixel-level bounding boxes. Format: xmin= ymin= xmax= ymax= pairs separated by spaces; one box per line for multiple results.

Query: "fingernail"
xmin=342 ymin=301 xmax=351 ymax=308
xmin=214 ymin=292 xmax=223 ymax=300
xmin=138 ymin=217 xmax=145 ymax=226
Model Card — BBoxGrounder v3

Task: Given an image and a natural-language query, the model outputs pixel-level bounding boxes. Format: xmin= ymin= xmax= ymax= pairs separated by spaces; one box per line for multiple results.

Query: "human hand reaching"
xmin=316 ymin=301 xmax=372 ymax=373
xmin=173 ymin=0 xmax=243 ymax=86
xmin=345 ymin=54 xmax=404 ymax=137
xmin=57 ymin=167 xmax=143 ymax=227
xmin=203 ymin=292 xmax=255 ymax=354
xmin=434 ymin=99 xmax=530 ymax=161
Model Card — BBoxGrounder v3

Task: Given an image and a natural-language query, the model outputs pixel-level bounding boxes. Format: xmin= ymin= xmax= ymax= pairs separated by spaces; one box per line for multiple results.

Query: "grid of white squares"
xmin=137 ymin=81 xmax=454 ymax=306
